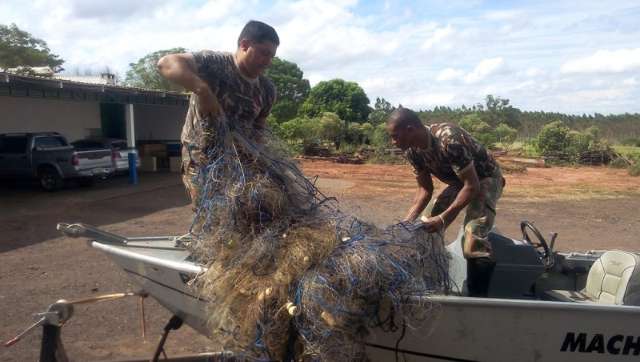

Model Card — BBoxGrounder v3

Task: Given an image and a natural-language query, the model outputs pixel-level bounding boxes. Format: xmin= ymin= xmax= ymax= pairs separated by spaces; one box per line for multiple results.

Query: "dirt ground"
xmin=1 ymin=161 xmax=639 ymax=361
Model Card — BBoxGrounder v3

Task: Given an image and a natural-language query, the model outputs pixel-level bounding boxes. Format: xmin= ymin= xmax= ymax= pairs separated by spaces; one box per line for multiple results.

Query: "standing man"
xmin=157 ymin=20 xmax=278 ymax=205
xmin=387 ymin=108 xmax=505 ymax=297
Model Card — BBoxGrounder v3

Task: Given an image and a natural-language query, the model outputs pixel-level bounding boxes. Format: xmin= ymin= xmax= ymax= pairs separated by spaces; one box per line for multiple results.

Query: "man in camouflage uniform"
xmin=387 ymin=108 xmax=505 ymax=297
xmin=157 ymin=20 xmax=278 ymax=206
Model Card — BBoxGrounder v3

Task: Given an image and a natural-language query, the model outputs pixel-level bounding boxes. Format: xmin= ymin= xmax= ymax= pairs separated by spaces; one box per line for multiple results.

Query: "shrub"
xmin=494 ymin=123 xmax=518 ymax=151
xmin=535 ymin=122 xmax=611 ymax=164
xmin=520 ymin=139 xmax=541 ymax=157
xmin=318 ymin=112 xmax=343 ymax=148
xmin=344 ymin=122 xmax=365 ymax=144
xmin=279 ymin=117 xmax=320 ymax=149
xmin=630 ymin=162 xmax=640 ymax=177
xmin=371 ymin=123 xmax=390 ymax=149
xmin=459 ymin=113 xmax=497 ymax=148
xmin=536 ymin=121 xmax=570 ymax=156
xmin=609 ymin=157 xmax=630 ymax=169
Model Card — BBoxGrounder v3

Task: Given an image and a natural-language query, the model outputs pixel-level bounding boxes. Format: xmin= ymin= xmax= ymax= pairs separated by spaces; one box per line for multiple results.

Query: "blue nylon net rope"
xmin=186 ymin=115 xmax=450 ymax=361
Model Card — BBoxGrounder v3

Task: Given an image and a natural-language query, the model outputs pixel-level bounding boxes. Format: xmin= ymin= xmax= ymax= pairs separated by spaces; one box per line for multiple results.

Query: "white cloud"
xmin=400 ymin=93 xmax=456 ymax=108
xmin=194 ymin=0 xmax=244 ymax=22
xmin=558 ymin=88 xmax=628 ymax=103
xmin=523 ymin=67 xmax=544 ymax=77
xmin=436 ymin=58 xmax=508 ymax=84
xmin=483 ymin=10 xmax=524 ymax=21
xmin=274 ymin=0 xmax=401 ymax=71
xmin=2 ymin=0 xmax=640 ymax=114
xmin=464 ymin=57 xmax=505 ymax=83
xmin=422 ymin=24 xmax=455 ymax=50
xmin=67 ymin=0 xmax=169 ymax=20
xmin=359 ymin=76 xmax=403 ymax=93
xmin=561 ymin=48 xmax=640 ymax=74
xmin=513 ymin=80 xmax=536 ymax=90
xmin=436 ymin=68 xmax=464 ymax=82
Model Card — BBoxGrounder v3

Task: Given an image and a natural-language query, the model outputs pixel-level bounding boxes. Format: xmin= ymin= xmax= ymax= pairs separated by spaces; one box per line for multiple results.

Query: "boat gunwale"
xmin=92 ymin=240 xmax=640 ymax=315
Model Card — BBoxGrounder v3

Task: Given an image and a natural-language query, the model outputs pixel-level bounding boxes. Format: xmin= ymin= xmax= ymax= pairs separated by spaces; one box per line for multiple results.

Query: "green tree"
xmin=536 ymin=121 xmax=570 ymax=156
xmin=279 ymin=117 xmax=320 ymax=147
xmin=459 ymin=113 xmax=497 ymax=148
xmin=494 ymin=123 xmax=518 ymax=152
xmin=318 ymin=112 xmax=343 ymax=147
xmin=300 ymin=79 xmax=371 ymax=124
xmin=360 ymin=122 xmax=374 ymax=144
xmin=0 ymin=23 xmax=64 ymax=74
xmin=484 ymin=95 xmax=521 ymax=129
xmin=371 ymin=123 xmax=390 ymax=148
xmin=125 ymin=48 xmax=186 ymax=91
xmin=344 ymin=122 xmax=364 ymax=144
xmin=264 ymin=57 xmax=310 ymax=123
xmin=368 ymin=97 xmax=395 ymax=125
xmin=536 ymin=122 xmax=613 ymax=163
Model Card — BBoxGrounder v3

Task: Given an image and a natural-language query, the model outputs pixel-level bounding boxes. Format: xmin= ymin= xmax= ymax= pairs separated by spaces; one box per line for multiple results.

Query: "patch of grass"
xmin=496 ymin=140 xmax=540 ymax=158
xmin=630 ymin=163 xmax=640 ymax=177
xmin=614 ymin=145 xmax=640 ymax=160
xmin=520 ymin=141 xmax=540 ymax=158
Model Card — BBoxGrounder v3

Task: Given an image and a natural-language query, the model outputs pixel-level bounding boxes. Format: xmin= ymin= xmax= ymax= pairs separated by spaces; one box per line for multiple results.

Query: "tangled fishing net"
xmin=186 ymin=113 xmax=450 ymax=361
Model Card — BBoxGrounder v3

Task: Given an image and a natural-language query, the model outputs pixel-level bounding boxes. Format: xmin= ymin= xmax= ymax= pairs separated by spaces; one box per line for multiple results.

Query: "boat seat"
xmin=546 ymin=250 xmax=640 ymax=306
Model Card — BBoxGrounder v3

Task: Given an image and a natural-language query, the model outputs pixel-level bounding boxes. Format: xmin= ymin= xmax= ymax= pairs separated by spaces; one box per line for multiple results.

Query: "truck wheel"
xmin=39 ymin=167 xmax=63 ymax=191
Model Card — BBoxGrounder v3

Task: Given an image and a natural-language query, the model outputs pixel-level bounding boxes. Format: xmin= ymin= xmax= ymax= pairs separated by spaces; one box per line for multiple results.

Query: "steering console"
xmin=520 ymin=221 xmax=555 ymax=269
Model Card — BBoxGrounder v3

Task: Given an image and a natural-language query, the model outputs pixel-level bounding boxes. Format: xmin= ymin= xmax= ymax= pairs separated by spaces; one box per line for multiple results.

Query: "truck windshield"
xmin=34 ymin=136 xmax=68 ymax=149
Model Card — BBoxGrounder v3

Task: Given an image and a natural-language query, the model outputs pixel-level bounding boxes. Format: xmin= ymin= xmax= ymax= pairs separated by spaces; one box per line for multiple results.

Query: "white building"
xmin=0 ymin=72 xmax=188 ymax=146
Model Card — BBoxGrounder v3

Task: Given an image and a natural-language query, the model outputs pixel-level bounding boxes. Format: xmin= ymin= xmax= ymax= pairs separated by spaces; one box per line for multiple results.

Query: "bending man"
xmin=387 ymin=108 xmax=505 ymax=297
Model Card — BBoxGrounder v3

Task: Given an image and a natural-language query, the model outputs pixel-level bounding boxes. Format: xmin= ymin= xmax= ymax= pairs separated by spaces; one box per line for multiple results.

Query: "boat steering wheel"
xmin=520 ymin=221 xmax=554 ymax=268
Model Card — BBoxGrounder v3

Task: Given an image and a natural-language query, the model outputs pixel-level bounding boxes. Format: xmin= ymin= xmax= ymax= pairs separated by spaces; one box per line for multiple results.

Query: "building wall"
xmin=0 ymin=96 xmax=188 ymax=143
xmin=0 ymin=96 xmax=101 ymax=141
xmin=134 ymin=104 xmax=187 ymax=141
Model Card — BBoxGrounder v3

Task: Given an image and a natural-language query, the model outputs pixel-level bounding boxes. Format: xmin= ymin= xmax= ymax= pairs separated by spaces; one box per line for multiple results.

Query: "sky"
xmin=2 ymin=0 xmax=639 ymax=115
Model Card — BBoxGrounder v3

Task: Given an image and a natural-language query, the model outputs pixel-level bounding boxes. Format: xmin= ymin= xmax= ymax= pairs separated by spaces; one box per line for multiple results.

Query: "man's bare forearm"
xmin=439 ymin=163 xmax=480 ymax=225
xmin=440 ymin=183 xmax=477 ymax=225
xmin=404 ymin=188 xmax=431 ymax=222
xmin=157 ymin=54 xmax=209 ymax=95
xmin=404 ymin=171 xmax=434 ymax=222
xmin=158 ymin=53 xmax=220 ymax=121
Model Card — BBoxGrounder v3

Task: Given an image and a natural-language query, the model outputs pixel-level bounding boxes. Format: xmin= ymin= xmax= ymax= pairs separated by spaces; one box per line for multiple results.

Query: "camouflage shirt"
xmin=181 ymin=51 xmax=276 ymax=163
xmin=404 ymin=123 xmax=498 ymax=186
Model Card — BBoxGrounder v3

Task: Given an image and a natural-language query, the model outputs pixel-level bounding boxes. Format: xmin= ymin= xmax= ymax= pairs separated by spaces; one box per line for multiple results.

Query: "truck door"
xmin=0 ymin=136 xmax=30 ymax=177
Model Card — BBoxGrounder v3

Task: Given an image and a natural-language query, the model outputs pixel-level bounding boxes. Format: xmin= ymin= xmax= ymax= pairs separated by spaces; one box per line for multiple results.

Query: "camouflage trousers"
xmin=181 ymin=144 xmax=202 ymax=210
xmin=422 ymin=168 xmax=505 ymax=260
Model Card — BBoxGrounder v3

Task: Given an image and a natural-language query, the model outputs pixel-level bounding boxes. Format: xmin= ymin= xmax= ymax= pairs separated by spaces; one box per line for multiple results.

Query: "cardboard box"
xmin=140 ymin=156 xmax=157 ymax=172
xmin=169 ymin=157 xmax=182 ymax=173
xmin=141 ymin=144 xmax=167 ymax=158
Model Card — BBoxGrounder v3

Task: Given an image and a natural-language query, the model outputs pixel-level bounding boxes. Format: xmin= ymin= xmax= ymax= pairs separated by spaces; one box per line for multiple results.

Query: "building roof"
xmin=0 ymin=72 xmax=189 ymax=106
xmin=55 ymin=74 xmax=116 ymax=86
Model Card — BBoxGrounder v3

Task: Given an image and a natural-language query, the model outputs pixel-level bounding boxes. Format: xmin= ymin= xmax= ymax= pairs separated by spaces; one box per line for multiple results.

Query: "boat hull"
xmin=92 ymin=239 xmax=640 ymax=362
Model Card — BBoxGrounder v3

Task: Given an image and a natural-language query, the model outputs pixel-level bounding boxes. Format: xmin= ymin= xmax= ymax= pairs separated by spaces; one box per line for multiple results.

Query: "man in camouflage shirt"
xmin=157 ymin=20 xmax=278 ymax=205
xmin=387 ymin=108 xmax=505 ymax=297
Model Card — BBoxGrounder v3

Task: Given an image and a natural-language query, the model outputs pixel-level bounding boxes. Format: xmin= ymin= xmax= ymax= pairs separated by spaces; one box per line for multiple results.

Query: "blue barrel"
xmin=128 ymin=152 xmax=138 ymax=185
